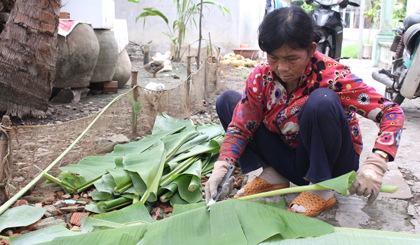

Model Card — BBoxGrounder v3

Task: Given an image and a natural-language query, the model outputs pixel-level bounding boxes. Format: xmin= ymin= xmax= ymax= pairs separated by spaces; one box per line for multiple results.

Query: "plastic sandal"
xmin=287 ymin=191 xmax=336 ymax=217
xmin=233 ymin=176 xmax=290 ymax=198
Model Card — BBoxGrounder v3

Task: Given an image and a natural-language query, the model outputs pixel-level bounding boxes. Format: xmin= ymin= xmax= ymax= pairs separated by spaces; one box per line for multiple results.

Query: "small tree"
xmin=129 ymin=0 xmax=230 ymax=61
xmin=364 ymin=1 xmax=380 ymax=43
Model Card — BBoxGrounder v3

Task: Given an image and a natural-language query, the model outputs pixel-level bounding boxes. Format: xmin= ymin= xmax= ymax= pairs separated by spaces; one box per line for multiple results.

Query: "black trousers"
xmin=216 ymin=88 xmax=360 ymax=186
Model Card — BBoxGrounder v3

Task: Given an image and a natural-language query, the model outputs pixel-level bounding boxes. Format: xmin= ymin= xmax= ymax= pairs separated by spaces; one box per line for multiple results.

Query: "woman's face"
xmin=267 ymin=42 xmax=317 ymax=85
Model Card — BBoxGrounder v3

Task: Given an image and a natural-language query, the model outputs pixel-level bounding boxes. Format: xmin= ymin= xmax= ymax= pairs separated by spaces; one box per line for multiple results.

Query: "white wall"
xmin=115 ymin=0 xmax=265 ymax=56
xmin=407 ymin=0 xmax=420 ymax=16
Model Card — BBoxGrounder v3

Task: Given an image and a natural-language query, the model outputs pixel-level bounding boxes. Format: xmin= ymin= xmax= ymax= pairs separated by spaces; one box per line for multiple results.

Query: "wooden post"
xmin=0 ymin=116 xmax=12 ymax=204
xmin=209 ymin=32 xmax=213 ymax=57
xmin=131 ymin=70 xmax=138 ymax=88
xmin=141 ymin=44 xmax=150 ymax=65
xmin=197 ymin=0 xmax=204 ymax=70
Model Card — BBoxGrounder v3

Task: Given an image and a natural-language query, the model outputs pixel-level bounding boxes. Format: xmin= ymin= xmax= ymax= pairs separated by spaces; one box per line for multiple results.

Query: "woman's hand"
xmin=349 ymin=153 xmax=388 ymax=205
xmin=205 ymin=161 xmax=235 ymax=204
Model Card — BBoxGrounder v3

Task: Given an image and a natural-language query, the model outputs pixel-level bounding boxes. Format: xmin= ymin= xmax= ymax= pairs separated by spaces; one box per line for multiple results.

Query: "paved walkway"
xmin=248 ymin=58 xmax=420 ymax=234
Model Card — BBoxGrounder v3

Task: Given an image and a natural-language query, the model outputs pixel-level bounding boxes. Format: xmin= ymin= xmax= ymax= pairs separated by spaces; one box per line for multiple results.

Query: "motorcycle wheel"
xmin=385 ymin=87 xmax=405 ymax=105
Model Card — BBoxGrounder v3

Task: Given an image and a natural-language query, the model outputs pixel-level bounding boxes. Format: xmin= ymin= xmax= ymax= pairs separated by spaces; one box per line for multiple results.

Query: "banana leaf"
xmin=152 ymin=112 xmax=194 ymax=134
xmin=158 ymin=181 xmax=178 ymax=203
xmin=109 ymin=125 xmax=185 ymax=156
xmin=13 ymin=198 xmax=420 ymax=245
xmin=202 ymin=153 xmax=218 ymax=174
xmin=168 ymin=138 xmax=222 ymax=164
xmin=260 ymin=228 xmax=420 ymax=244
xmin=160 ymin=158 xmax=202 ymax=190
xmin=161 ymin=130 xmax=199 ymax=160
xmin=194 ymin=123 xmax=225 ymax=140
xmin=169 ymin=192 xmax=189 ymax=205
xmin=123 ymin=141 xmax=166 ymax=203
xmin=0 ymin=206 xmax=47 ymax=233
xmin=174 ymin=134 xmax=209 ymax=155
xmin=168 ymin=175 xmax=203 ymax=204
xmin=160 ymin=157 xmax=198 ymax=186
xmin=9 ymin=225 xmax=77 ymax=245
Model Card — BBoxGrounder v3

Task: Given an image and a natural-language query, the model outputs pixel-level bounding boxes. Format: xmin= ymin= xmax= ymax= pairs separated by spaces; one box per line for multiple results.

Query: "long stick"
xmin=238 ymin=183 xmax=398 ymax=201
xmin=0 ymin=91 xmax=131 ymax=216
xmin=197 ymin=0 xmax=204 ymax=70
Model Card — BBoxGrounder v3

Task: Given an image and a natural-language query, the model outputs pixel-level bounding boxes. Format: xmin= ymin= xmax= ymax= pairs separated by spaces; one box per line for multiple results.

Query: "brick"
xmin=14 ymin=200 xmax=28 ymax=207
xmin=35 ymin=203 xmax=43 ymax=208
xmin=70 ymin=212 xmax=89 ymax=226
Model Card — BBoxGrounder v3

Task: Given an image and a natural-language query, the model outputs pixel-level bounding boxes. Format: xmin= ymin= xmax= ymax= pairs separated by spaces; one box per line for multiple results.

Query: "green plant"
xmin=130 ymin=0 xmax=230 ymax=61
xmin=393 ymin=0 xmax=407 ymax=21
xmin=342 ymin=42 xmax=359 ymax=59
xmin=364 ymin=1 xmax=380 ymax=43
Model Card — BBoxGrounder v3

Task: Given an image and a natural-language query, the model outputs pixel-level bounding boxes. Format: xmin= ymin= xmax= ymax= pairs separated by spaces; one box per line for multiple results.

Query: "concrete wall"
xmin=115 ymin=0 xmax=265 ymax=56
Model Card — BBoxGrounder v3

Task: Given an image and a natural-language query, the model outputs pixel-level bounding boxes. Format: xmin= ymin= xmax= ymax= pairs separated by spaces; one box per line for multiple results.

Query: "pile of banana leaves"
xmin=44 ymin=113 xmax=224 ymax=212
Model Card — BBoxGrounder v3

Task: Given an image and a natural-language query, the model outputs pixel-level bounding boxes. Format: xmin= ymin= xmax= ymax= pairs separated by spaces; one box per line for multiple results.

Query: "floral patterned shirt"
xmin=218 ymin=52 xmax=404 ymax=165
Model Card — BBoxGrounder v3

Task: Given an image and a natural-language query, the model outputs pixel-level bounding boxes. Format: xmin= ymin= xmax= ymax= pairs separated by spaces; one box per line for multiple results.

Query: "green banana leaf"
xmin=202 ymin=153 xmax=218 ymax=175
xmin=160 ymin=158 xmax=202 ymax=189
xmin=168 ymin=139 xmax=221 ymax=164
xmin=174 ymin=134 xmax=209 ymax=155
xmin=0 ymin=206 xmax=47 ymax=233
xmin=169 ymin=192 xmax=189 ymax=205
xmin=260 ymin=228 xmax=420 ymax=244
xmin=152 ymin=112 xmax=194 ymax=134
xmin=160 ymin=157 xmax=198 ymax=186
xmin=158 ymin=181 xmax=178 ymax=203
xmin=123 ymin=141 xmax=167 ymax=203
xmin=107 ymin=168 xmax=132 ymax=194
xmin=12 ymin=197 xmax=420 ymax=245
xmin=161 ymin=130 xmax=199 ymax=160
xmin=168 ymin=175 xmax=203 ymax=204
xmin=9 ymin=225 xmax=77 ymax=245
xmin=58 ymin=155 xmax=117 ymax=192
xmin=109 ymin=126 xmax=185 ymax=156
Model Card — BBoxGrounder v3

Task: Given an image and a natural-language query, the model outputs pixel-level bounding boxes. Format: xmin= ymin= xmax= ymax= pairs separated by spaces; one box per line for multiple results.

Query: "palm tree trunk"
xmin=0 ymin=0 xmax=61 ymax=118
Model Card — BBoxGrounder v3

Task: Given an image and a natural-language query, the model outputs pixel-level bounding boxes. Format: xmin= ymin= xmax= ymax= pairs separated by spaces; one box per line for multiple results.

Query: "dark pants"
xmin=216 ymin=88 xmax=360 ymax=186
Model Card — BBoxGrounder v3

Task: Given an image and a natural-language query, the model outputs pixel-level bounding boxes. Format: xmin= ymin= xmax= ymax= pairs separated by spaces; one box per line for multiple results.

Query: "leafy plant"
xmin=364 ymin=1 xmax=380 ymax=43
xmin=131 ymin=0 xmax=231 ymax=61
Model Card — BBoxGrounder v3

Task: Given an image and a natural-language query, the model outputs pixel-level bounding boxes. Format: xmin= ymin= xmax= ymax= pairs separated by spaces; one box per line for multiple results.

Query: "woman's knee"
xmin=299 ymin=88 xmax=342 ymax=119
xmin=216 ymin=89 xmax=241 ymax=113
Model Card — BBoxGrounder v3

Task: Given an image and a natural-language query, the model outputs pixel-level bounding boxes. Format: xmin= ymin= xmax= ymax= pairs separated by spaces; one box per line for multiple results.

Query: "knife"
xmin=206 ymin=165 xmax=236 ymax=210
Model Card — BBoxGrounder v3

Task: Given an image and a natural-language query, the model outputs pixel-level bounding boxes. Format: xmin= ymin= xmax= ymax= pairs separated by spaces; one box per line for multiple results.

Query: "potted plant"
xmin=363 ymin=1 xmax=380 ymax=58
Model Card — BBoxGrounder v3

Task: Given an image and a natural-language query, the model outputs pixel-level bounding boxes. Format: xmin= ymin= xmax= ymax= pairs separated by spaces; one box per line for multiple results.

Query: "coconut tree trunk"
xmin=0 ymin=0 xmax=61 ymax=118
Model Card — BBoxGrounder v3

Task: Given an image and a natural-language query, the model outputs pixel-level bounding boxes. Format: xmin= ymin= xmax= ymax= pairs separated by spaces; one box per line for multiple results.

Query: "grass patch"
xmin=342 ymin=40 xmax=374 ymax=59
xmin=342 ymin=42 xmax=359 ymax=58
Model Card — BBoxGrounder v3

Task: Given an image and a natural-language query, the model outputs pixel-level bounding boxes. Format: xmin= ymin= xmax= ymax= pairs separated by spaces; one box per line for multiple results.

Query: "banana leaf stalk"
xmin=238 ymin=171 xmax=398 ymax=201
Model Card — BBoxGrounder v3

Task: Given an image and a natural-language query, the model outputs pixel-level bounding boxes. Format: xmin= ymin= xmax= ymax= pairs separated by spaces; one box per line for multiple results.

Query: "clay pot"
xmin=55 ymin=23 xmax=100 ymax=88
xmin=90 ymin=29 xmax=119 ymax=83
xmin=112 ymin=49 xmax=132 ymax=88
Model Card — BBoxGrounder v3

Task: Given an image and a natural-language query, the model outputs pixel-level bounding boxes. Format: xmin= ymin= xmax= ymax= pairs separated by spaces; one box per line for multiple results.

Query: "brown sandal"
xmin=287 ymin=192 xmax=336 ymax=217
xmin=233 ymin=177 xmax=290 ymax=198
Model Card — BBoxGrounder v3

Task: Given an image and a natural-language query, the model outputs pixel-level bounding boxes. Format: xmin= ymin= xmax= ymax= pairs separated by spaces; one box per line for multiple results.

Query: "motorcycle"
xmin=304 ymin=0 xmax=359 ymax=61
xmin=372 ymin=13 xmax=420 ymax=105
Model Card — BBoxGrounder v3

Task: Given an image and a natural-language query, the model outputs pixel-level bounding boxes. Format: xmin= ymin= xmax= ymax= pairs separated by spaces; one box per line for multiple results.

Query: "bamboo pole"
xmin=0 ymin=91 xmax=130 ymax=216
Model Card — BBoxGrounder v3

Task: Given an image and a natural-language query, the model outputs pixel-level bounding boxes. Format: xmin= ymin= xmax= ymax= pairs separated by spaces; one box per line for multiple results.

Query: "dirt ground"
xmin=7 ymin=58 xmax=253 ymax=127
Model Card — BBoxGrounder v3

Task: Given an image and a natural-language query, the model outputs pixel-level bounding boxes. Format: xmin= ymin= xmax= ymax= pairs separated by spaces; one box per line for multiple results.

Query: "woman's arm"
xmin=218 ymin=65 xmax=268 ymax=165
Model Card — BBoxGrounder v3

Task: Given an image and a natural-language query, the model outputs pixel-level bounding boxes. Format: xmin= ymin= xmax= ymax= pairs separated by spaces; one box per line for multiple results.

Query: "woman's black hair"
xmin=258 ymin=6 xmax=320 ymax=54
